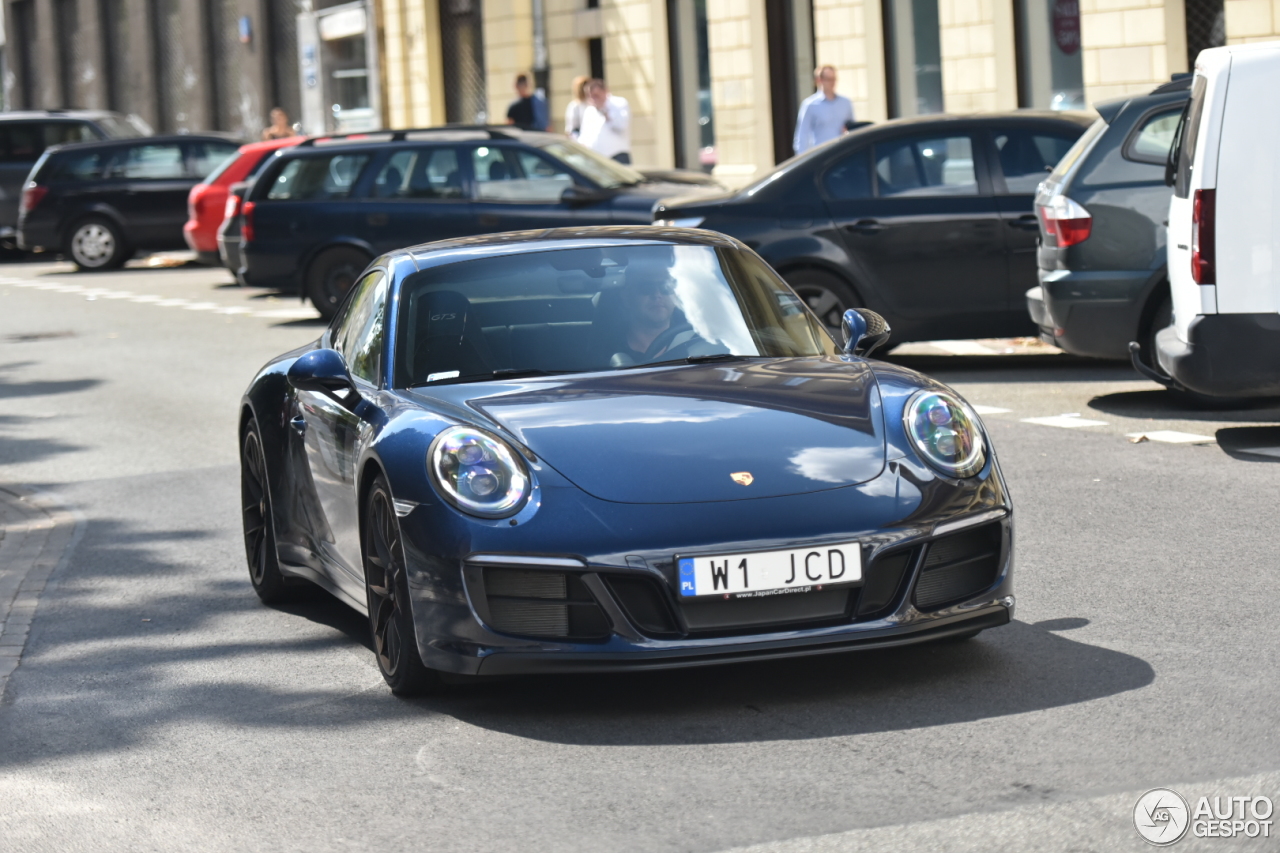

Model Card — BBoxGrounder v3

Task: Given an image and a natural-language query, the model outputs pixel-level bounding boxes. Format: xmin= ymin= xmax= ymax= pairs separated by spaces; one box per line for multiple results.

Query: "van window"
xmin=43 ymin=122 xmax=98 ymax=147
xmin=0 ymin=124 xmax=43 ymax=162
xmin=50 ymin=150 xmax=111 ymax=181
xmin=1173 ymin=75 xmax=1208 ymax=199
xmin=1124 ymin=108 xmax=1182 ymax=165
xmin=117 ymin=144 xmax=187 ymax=179
xmin=372 ymin=148 xmax=463 ymax=199
xmin=993 ymin=130 xmax=1078 ymax=193
xmin=267 ymin=153 xmax=371 ymax=200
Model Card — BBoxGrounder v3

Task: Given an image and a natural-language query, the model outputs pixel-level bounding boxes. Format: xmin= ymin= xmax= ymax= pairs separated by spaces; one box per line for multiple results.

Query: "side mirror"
xmin=288 ymin=348 xmax=356 ymax=402
xmin=561 ymin=185 xmax=608 ymax=206
xmin=841 ymin=308 xmax=891 ymax=357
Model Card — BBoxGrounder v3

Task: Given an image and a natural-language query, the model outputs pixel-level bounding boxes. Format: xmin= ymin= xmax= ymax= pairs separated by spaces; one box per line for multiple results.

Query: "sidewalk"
xmin=0 ymin=485 xmax=80 ymax=700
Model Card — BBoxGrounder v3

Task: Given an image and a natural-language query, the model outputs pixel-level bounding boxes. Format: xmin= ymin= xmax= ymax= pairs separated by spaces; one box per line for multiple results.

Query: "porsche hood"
xmin=460 ymin=358 xmax=886 ymax=504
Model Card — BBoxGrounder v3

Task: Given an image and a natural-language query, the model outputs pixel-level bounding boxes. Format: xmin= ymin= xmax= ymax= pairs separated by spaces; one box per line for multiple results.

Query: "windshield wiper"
xmin=491 ymin=368 xmax=581 ymax=378
xmin=617 ymin=353 xmax=749 ymax=370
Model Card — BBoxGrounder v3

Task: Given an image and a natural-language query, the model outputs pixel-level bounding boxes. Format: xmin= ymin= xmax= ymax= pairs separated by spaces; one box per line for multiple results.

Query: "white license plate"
xmin=677 ymin=543 xmax=862 ymax=599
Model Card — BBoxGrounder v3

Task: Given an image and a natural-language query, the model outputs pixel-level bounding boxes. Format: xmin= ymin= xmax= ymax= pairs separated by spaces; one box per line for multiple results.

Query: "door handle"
xmin=290 ymin=416 xmax=307 ymax=435
xmin=844 ymin=219 xmax=884 ymax=235
xmin=1007 ymin=214 xmax=1040 ymax=231
xmin=478 ymin=214 xmax=501 ymax=227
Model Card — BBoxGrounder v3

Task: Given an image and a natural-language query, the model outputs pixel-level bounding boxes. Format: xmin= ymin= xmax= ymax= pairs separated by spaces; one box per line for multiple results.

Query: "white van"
xmin=1152 ymin=41 xmax=1280 ymax=397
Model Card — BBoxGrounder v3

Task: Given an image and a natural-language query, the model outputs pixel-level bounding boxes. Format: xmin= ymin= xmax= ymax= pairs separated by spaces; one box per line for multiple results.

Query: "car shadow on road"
xmin=883 ymin=353 xmax=1145 ymax=385
xmin=411 ymin=614 xmax=1152 ymax=745
xmin=1215 ymin=426 xmax=1280 ymax=463
xmin=1088 ymin=389 xmax=1280 ymax=422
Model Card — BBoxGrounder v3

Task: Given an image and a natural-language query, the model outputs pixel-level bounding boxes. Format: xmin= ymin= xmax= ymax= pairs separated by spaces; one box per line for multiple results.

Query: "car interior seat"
xmin=375 ymin=166 xmax=403 ymax=198
xmin=410 ymin=290 xmax=495 ymax=383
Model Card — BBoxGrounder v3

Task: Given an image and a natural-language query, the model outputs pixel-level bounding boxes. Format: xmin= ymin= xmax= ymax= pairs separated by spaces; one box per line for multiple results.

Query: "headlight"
xmin=654 ymin=216 xmax=705 ymax=228
xmin=904 ymin=390 xmax=985 ymax=478
xmin=428 ymin=426 xmax=530 ymax=517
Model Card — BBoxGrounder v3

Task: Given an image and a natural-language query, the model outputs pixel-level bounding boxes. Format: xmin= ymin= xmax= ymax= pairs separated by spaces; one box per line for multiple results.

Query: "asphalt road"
xmin=0 ymin=259 xmax=1277 ymax=852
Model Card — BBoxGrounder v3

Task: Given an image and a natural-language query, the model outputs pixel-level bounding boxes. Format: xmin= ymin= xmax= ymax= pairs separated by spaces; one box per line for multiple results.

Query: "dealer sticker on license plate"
xmin=677 ymin=543 xmax=862 ymax=598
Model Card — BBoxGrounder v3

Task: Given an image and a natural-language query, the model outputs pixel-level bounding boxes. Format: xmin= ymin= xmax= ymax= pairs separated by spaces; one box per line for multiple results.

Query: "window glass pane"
xmin=1014 ymin=0 xmax=1085 ymax=109
xmin=875 ymin=135 xmax=977 ymax=197
xmin=336 ymin=270 xmax=387 ymax=384
xmin=993 ymin=130 xmax=1076 ymax=193
xmin=51 ymin=151 xmax=109 ymax=181
xmin=539 ymin=139 xmax=643 ymax=189
xmin=1175 ymin=76 xmax=1207 ymax=198
xmin=188 ymin=142 xmax=240 ymax=179
xmin=44 ymin=122 xmax=97 ymax=146
xmin=266 ymin=153 xmax=371 ymax=200
xmin=119 ymin=144 xmax=186 ymax=179
xmin=471 ymin=149 xmax=574 ymax=202
xmin=823 ymin=149 xmax=872 ymax=199
xmin=3 ymin=124 xmax=43 ymax=162
xmin=372 ymin=148 xmax=464 ymax=199
xmin=1127 ymin=109 xmax=1182 ymax=164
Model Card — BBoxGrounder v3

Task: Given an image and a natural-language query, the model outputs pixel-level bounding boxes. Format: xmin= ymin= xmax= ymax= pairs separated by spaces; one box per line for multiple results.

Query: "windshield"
xmin=539 ymin=139 xmax=644 ymax=188
xmin=394 ymin=244 xmax=837 ymax=388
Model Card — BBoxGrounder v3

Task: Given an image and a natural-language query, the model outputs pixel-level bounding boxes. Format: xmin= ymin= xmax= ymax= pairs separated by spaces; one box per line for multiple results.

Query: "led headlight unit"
xmin=428 ymin=425 xmax=530 ymax=518
xmin=904 ymin=390 xmax=986 ymax=478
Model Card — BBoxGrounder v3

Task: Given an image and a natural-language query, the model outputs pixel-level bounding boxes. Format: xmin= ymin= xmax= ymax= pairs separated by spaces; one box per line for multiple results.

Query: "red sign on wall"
xmin=1053 ymin=0 xmax=1081 ymax=55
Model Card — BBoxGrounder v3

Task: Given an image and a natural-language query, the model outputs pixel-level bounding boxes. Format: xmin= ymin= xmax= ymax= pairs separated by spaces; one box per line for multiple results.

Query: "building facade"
xmin=2 ymin=0 xmax=383 ymax=138
xmin=379 ymin=0 xmax=1280 ymax=185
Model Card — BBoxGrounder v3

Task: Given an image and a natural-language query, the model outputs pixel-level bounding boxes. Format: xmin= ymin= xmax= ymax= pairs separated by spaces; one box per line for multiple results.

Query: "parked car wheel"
xmin=307 ymin=246 xmax=370 ymax=320
xmin=68 ymin=216 xmax=128 ymax=271
xmin=241 ymin=420 xmax=291 ymax=604
xmin=1139 ymin=290 xmax=1173 ymax=371
xmin=364 ymin=475 xmax=439 ymax=696
xmin=785 ymin=268 xmax=861 ymax=336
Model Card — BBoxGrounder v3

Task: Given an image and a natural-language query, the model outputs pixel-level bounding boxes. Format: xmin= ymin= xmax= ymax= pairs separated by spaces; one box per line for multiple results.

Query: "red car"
xmin=183 ymin=136 xmax=302 ymax=265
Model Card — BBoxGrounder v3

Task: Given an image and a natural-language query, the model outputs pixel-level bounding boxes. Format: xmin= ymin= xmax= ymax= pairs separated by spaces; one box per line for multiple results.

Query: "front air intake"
xmin=474 ymin=567 xmax=611 ymax=640
xmin=913 ymin=522 xmax=1002 ymax=611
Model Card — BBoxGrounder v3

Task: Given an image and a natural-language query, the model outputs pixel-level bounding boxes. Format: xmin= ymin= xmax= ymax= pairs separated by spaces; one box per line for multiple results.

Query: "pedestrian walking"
xmin=563 ymin=75 xmax=590 ymax=138
xmin=261 ymin=107 xmax=298 ymax=141
xmin=578 ymin=79 xmax=632 ymax=164
xmin=506 ymin=74 xmax=550 ymax=131
xmin=792 ymin=66 xmax=854 ymax=154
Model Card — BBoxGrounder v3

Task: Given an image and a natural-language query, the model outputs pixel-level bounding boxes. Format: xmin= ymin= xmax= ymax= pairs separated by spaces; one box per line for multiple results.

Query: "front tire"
xmin=364 ymin=476 xmax=439 ymax=696
xmin=241 ymin=421 xmax=290 ymax=604
xmin=68 ymin=217 xmax=129 ymax=271
xmin=306 ymin=246 xmax=369 ymax=321
xmin=785 ymin=268 xmax=861 ymax=337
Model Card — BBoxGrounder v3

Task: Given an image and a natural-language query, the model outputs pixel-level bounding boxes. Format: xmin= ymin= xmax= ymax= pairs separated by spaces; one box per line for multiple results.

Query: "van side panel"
xmin=1214 ymin=47 xmax=1280 ymax=315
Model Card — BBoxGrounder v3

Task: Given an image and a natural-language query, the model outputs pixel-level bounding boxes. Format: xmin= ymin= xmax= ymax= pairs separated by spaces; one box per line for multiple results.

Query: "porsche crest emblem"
xmin=730 ymin=471 xmax=754 ymax=486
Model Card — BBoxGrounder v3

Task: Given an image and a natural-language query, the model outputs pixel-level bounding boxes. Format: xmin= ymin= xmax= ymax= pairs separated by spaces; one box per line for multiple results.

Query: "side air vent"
xmin=476 ymin=567 xmax=611 ymax=640
xmin=604 ymin=575 xmax=681 ymax=638
xmin=855 ymin=549 xmax=915 ymax=617
xmin=913 ymin=522 xmax=1002 ymax=611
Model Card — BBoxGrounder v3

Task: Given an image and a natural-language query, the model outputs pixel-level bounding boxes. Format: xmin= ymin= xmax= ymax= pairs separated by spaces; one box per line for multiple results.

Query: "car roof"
xmin=0 ymin=110 xmax=127 ymax=122
xmin=390 ymin=226 xmax=743 ymax=273
xmin=283 ymin=125 xmax=556 ymax=153
xmin=239 ymin=136 xmax=308 ymax=154
xmin=46 ymin=133 xmax=242 ymax=154
xmin=863 ymin=110 xmax=1097 ymax=132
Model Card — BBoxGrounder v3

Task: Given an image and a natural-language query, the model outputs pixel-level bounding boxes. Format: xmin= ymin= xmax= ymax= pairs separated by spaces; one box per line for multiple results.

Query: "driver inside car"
xmin=612 ymin=274 xmax=704 ymax=366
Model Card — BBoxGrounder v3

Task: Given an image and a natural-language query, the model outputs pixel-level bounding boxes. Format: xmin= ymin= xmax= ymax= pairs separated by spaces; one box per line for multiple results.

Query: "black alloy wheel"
xmin=307 ymin=246 xmax=369 ymax=321
xmin=363 ymin=476 xmax=438 ymax=695
xmin=785 ymin=268 xmax=861 ymax=337
xmin=241 ymin=422 xmax=290 ymax=603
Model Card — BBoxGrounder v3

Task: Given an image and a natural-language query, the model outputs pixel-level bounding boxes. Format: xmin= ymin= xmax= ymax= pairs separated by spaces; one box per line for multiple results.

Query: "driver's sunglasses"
xmin=633 ymin=281 xmax=675 ymax=297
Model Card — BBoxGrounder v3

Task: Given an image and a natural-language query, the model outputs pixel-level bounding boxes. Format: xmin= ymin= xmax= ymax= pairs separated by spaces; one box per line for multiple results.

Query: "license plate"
xmin=677 ymin=542 xmax=862 ymax=599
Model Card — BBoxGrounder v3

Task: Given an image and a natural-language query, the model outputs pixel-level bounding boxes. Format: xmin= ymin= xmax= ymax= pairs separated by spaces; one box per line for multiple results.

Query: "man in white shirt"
xmin=578 ymin=79 xmax=632 ymax=164
xmin=793 ymin=65 xmax=855 ymax=155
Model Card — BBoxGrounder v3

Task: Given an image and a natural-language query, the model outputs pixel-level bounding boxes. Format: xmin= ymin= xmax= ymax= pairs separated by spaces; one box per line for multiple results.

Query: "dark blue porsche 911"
xmin=239 ymin=226 xmax=1014 ymax=694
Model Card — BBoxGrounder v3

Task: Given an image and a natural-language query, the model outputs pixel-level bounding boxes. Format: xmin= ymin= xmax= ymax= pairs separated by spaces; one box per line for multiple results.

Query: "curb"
xmin=0 ymin=485 xmax=82 ymax=702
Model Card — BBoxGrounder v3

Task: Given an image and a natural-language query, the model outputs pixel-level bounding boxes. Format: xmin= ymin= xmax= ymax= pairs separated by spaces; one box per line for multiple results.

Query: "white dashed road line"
xmin=930 ymin=340 xmax=1001 ymax=356
xmin=4 ymin=276 xmax=319 ymax=321
xmin=971 ymin=405 xmax=1011 ymax=415
xmin=1021 ymin=414 xmax=1110 ymax=429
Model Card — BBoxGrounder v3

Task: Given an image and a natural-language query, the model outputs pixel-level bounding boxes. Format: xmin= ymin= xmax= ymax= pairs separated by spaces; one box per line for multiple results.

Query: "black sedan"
xmin=655 ymin=112 xmax=1094 ymax=341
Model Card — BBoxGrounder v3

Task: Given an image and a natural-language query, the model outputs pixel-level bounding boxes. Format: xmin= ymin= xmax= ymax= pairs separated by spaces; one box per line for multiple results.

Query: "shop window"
xmin=668 ymin=0 xmax=716 ymax=172
xmin=883 ymin=0 xmax=944 ymax=117
xmin=1014 ymin=0 xmax=1085 ymax=110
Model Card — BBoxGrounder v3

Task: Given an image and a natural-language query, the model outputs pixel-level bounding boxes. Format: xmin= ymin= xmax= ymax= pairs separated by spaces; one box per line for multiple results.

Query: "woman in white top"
xmin=563 ymin=75 xmax=590 ymax=138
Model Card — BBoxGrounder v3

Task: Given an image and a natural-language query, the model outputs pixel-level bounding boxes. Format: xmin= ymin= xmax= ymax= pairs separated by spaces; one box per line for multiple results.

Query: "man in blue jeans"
xmin=793 ymin=65 xmax=854 ymax=155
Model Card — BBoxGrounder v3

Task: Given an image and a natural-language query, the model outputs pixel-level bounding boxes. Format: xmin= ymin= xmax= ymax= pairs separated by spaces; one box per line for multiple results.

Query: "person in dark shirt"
xmin=611 ymin=275 xmax=702 ymax=365
xmin=506 ymin=74 xmax=545 ymax=130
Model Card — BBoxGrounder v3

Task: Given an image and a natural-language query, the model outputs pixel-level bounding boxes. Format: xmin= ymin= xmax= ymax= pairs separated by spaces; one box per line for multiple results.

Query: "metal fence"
xmin=1184 ymin=0 xmax=1226 ymax=68
xmin=440 ymin=0 xmax=488 ymax=124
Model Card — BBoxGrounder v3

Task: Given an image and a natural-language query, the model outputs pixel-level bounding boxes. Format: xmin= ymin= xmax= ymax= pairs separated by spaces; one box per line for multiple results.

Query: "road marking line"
xmin=971 ymin=405 xmax=1011 ymax=415
xmin=1126 ymin=430 xmax=1215 ymax=444
xmin=213 ymin=306 xmax=254 ymax=315
xmin=152 ymin=298 xmax=192 ymax=307
xmin=1021 ymin=415 xmax=1109 ymax=429
xmin=127 ymin=295 xmax=164 ymax=303
xmin=253 ymin=308 xmax=320 ymax=319
xmin=181 ymin=302 xmax=220 ymax=311
xmin=97 ymin=291 xmax=137 ymax=299
xmin=931 ymin=340 xmax=999 ymax=356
